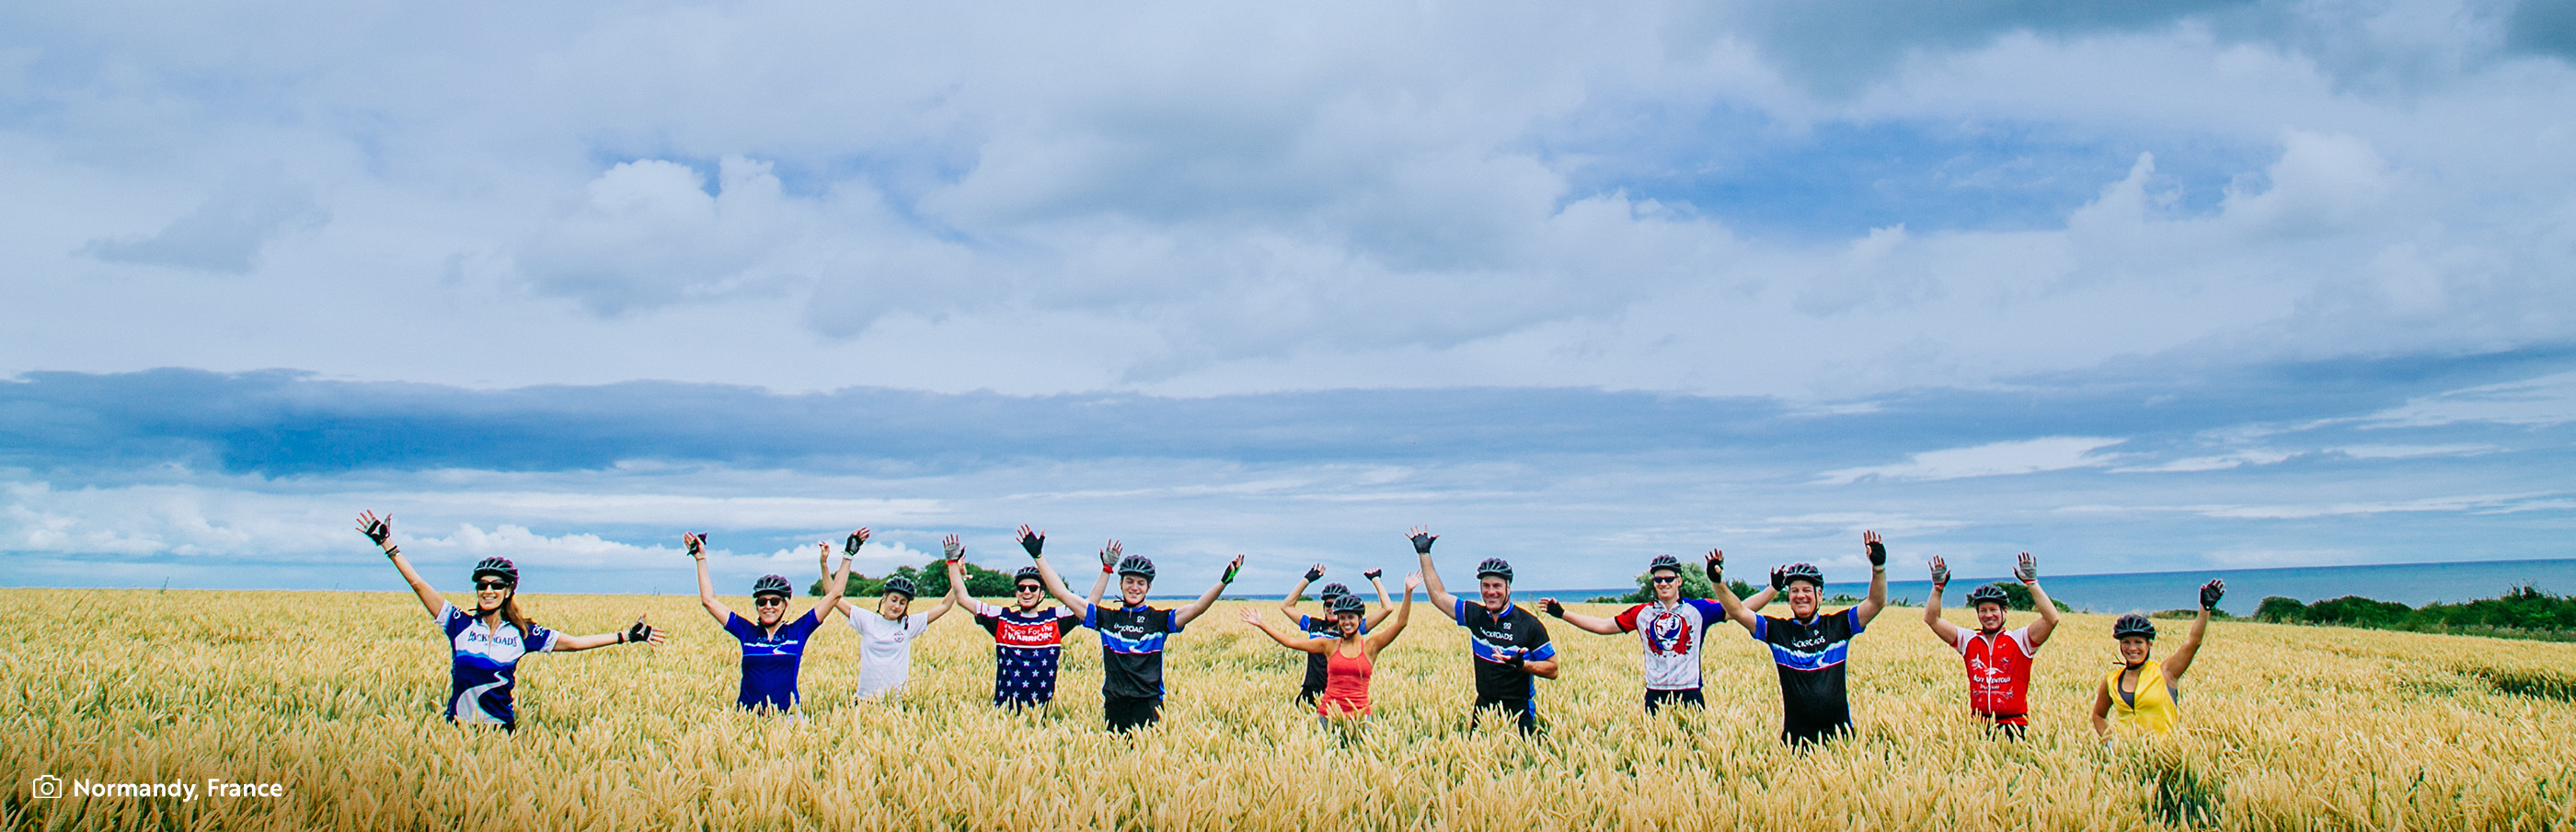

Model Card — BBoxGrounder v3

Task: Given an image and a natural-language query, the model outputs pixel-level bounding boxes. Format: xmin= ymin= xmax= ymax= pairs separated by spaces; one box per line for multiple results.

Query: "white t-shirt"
xmin=849 ymin=611 xmax=930 ymax=699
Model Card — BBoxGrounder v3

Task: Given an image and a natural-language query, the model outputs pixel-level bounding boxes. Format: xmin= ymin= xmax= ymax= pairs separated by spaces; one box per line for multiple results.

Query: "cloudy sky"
xmin=4 ymin=0 xmax=2572 ymax=595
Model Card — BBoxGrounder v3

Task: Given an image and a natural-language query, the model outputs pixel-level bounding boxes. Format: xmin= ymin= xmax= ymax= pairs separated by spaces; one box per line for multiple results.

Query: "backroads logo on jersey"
xmin=29 ymin=773 xmax=286 ymax=802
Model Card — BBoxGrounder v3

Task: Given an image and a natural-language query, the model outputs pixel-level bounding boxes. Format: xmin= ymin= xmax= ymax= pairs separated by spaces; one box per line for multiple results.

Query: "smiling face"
xmin=754 ymin=594 xmax=788 ymax=626
xmin=2118 ymin=634 xmax=2154 ymax=666
xmin=1649 ymin=568 xmax=1681 ymax=603
xmin=1120 ymin=574 xmax=1151 ymax=606
xmin=1974 ymin=601 xmax=2007 ymax=633
xmin=1478 ymin=576 xmax=1511 ymax=610
xmin=1014 ymin=581 xmax=1045 ymax=612
xmin=880 ymin=592 xmax=911 ymax=619
xmin=1335 ymin=610 xmax=1363 ymax=639
xmin=473 ymin=577 xmax=511 ymax=615
xmin=1787 ymin=580 xmax=1822 ymax=618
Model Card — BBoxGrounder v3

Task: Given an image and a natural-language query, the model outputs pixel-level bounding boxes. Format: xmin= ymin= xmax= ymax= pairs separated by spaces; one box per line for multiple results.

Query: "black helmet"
xmin=1475 ymin=558 xmax=1513 ymax=582
xmin=471 ymin=557 xmax=518 ymax=587
xmin=2113 ymin=613 xmax=2156 ymax=640
xmin=1328 ymin=594 xmax=1367 ymax=616
xmin=1319 ymin=582 xmax=1353 ymax=601
xmin=1012 ymin=566 xmax=1043 ymax=584
xmin=752 ymin=574 xmax=794 ymax=598
xmin=1646 ymin=554 xmax=1683 ymax=574
xmin=1966 ymin=583 xmax=2011 ymax=608
xmin=1115 ymin=554 xmax=1156 ymax=582
xmin=1778 ymin=562 xmax=1823 ymax=588
xmin=882 ymin=576 xmax=918 ymax=600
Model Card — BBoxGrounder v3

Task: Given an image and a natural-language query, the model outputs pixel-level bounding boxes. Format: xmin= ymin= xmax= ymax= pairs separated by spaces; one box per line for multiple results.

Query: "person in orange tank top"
xmin=1242 ymin=572 xmax=1420 ymax=738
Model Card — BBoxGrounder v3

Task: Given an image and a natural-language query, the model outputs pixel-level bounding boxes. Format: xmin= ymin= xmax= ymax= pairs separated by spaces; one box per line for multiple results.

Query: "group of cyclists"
xmin=355 ymin=512 xmax=2222 ymax=746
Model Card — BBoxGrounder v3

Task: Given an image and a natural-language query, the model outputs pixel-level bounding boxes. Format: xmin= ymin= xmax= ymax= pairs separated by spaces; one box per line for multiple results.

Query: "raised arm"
xmin=359 ymin=512 xmax=445 ymax=618
xmin=552 ymin=618 xmax=666 ymax=653
xmin=1281 ymin=564 xmax=1319 ymax=621
xmin=2019 ymin=552 xmax=2061 ymax=647
xmin=1742 ymin=581 xmax=1779 ymax=612
xmin=1707 ymin=549 xmax=1760 ymax=633
xmin=1366 ymin=574 xmax=1420 ymax=653
xmin=1409 ymin=526 xmax=1461 ymax=621
xmin=690 ymin=533 xmax=732 ymax=625
xmin=1921 ymin=556 xmax=1962 ymax=644
xmin=1853 ymin=530 xmax=1890 ymax=627
xmin=1540 ymin=597 xmax=1624 ymax=635
xmin=822 ymin=541 xmax=860 ymax=618
xmin=1084 ymin=540 xmax=1118 ymax=611
xmin=1362 ymin=570 xmax=1394 ymax=629
xmin=917 ymin=535 xmax=964 ymax=625
xmin=1173 ymin=555 xmax=1242 ymax=627
xmin=1030 ymin=546 xmax=1091 ymax=617
xmin=815 ymin=541 xmax=853 ymax=624
xmin=2162 ymin=580 xmax=2222 ymax=684
xmin=1238 ymin=608 xmax=1326 ymax=653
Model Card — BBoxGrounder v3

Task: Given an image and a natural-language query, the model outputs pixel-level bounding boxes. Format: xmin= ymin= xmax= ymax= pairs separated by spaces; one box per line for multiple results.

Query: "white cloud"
xmin=1818 ymin=436 xmax=2125 ymax=484
xmin=2356 ymin=371 xmax=2576 ymax=428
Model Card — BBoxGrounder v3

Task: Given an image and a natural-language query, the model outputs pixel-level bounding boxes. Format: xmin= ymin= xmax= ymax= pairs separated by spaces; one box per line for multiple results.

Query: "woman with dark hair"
xmin=2092 ymin=579 xmax=2225 ymax=744
xmin=358 ymin=511 xmax=663 ymax=731
xmin=830 ymin=534 xmax=964 ymax=700
xmin=694 ymin=530 xmax=856 ymax=713
xmin=1241 ymin=572 xmax=1420 ymax=734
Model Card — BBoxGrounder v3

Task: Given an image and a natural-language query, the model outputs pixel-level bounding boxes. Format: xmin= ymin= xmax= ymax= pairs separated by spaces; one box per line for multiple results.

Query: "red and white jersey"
xmin=1952 ymin=625 xmax=2038 ymax=722
xmin=1614 ymin=598 xmax=1726 ymax=691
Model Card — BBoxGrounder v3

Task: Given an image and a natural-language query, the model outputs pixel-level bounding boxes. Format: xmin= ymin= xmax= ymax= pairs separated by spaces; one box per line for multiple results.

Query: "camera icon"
xmin=31 ymin=774 xmax=62 ymax=799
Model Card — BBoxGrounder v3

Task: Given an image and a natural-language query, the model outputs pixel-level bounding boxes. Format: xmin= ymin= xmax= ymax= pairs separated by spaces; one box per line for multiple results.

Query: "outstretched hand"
xmin=625 ymin=618 xmax=664 ymax=646
xmin=1305 ymin=564 xmax=1326 ymax=582
xmin=1222 ymin=555 xmax=1245 ymax=584
xmin=355 ymin=511 xmax=393 ymax=547
xmin=1363 ymin=568 xmax=1384 ymax=581
xmin=816 ymin=541 xmax=831 ymax=564
xmin=942 ymin=534 xmax=963 ymax=563
xmin=1769 ymin=565 xmax=1788 ymax=592
xmin=1929 ymin=556 xmax=1950 ymax=588
xmin=684 ymin=532 xmax=707 ymax=559
xmin=1704 ymin=549 xmax=1724 ymax=584
xmin=1540 ymin=598 xmax=1565 ymax=618
xmin=1407 ymin=526 xmax=1437 ymax=554
xmin=845 ymin=528 xmax=870 ymax=556
xmin=1862 ymin=530 xmax=1886 ymax=567
xmin=1017 ymin=525 xmax=1045 ymax=558
xmin=1403 ymin=572 xmax=1423 ymax=592
xmin=2014 ymin=551 xmax=2038 ymax=584
xmin=2199 ymin=579 xmax=2226 ymax=609
xmin=1237 ymin=607 xmax=1262 ymax=626
xmin=1099 ymin=540 xmax=1122 ymax=568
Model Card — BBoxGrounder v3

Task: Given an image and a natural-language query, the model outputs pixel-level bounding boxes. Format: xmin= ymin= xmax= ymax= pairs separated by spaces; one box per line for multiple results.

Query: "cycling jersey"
xmin=1952 ymin=626 xmax=2037 ymax=723
xmin=1752 ymin=607 xmax=1866 ymax=744
xmin=1295 ymin=615 xmax=1371 ymax=695
xmin=1453 ymin=599 xmax=1555 ymax=701
xmin=969 ymin=600 xmax=1082 ymax=706
xmin=1614 ymin=598 xmax=1727 ymax=690
xmin=2106 ymin=660 xmax=2181 ymax=734
xmin=433 ymin=602 xmax=557 ymax=728
xmin=1086 ymin=603 xmax=1183 ymax=699
xmin=723 ymin=609 xmax=822 ymax=711
xmin=849 ymin=611 xmax=930 ymax=699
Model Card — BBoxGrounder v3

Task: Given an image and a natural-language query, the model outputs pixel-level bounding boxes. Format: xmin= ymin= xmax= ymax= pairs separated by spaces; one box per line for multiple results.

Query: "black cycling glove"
xmin=2199 ymin=580 xmax=2225 ymax=609
xmin=1305 ymin=566 xmax=1325 ymax=582
xmin=624 ymin=622 xmax=655 ymax=645
xmin=1019 ymin=532 xmax=1043 ymax=559
xmin=1409 ymin=533 xmax=1436 ymax=554
xmin=1542 ymin=599 xmax=1564 ymax=618
xmin=1363 ymin=569 xmax=1383 ymax=581
xmin=1866 ymin=540 xmax=1887 ymax=568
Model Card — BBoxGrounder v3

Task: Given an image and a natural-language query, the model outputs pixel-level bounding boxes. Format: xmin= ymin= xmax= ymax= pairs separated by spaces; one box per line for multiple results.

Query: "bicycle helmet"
xmin=1012 ymin=566 xmax=1043 ymax=584
xmin=1475 ymin=558 xmax=1513 ymax=582
xmin=471 ymin=557 xmax=518 ymax=587
xmin=1115 ymin=554 xmax=1156 ymax=581
xmin=1777 ymin=562 xmax=1823 ymax=589
xmin=752 ymin=574 xmax=794 ymax=598
xmin=2112 ymin=613 xmax=2157 ymax=640
xmin=1646 ymin=554 xmax=1684 ymax=574
xmin=1319 ymin=582 xmax=1352 ymax=602
xmin=1328 ymin=594 xmax=1367 ymax=616
xmin=881 ymin=576 xmax=918 ymax=600
xmin=1965 ymin=583 xmax=2011 ymax=609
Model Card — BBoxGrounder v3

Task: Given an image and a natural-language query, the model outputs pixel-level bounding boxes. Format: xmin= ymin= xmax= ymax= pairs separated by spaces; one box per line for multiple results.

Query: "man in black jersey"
xmin=1710 ymin=531 xmax=1890 ymax=746
xmin=1411 ymin=526 xmax=1557 ymax=734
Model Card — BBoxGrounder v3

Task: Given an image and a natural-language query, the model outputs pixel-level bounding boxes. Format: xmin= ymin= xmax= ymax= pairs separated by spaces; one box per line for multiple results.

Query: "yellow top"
xmin=2105 ymin=660 xmax=2179 ymax=734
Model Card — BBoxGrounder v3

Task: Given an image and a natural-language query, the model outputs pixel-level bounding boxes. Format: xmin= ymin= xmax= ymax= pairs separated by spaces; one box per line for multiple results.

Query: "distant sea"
xmin=1524 ymin=557 xmax=2576 ymax=618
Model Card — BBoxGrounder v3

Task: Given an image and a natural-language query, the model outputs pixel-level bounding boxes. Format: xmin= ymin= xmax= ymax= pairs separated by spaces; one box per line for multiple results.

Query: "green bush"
xmin=2249 ymin=584 xmax=2576 ymax=641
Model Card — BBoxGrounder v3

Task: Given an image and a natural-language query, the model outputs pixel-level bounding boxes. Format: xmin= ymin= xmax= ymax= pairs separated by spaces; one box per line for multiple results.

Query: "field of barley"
xmin=5 ymin=587 xmax=2572 ymax=831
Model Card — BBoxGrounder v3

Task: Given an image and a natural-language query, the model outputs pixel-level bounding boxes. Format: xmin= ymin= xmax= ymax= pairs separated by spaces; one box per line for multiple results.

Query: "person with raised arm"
xmin=829 ymin=533 xmax=963 ymax=699
xmin=356 ymin=511 xmax=661 ymax=731
xmin=1412 ymin=526 xmax=1557 ymax=735
xmin=1241 ymin=572 xmax=1421 ymax=736
xmin=696 ymin=530 xmax=853 ymax=713
xmin=1922 ymin=551 xmax=2061 ymax=738
xmin=1035 ymin=538 xmax=1242 ymax=733
xmin=1539 ymin=555 xmax=1776 ymax=715
xmin=2092 ymin=579 xmax=2225 ymax=744
xmin=954 ymin=526 xmax=1086 ymax=709
xmin=1276 ymin=564 xmax=1394 ymax=708
xmin=1708 ymin=530 xmax=1891 ymax=746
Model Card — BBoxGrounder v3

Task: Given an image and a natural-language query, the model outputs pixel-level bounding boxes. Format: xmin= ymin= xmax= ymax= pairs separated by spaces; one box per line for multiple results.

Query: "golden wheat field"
xmin=4 ymin=587 xmax=2572 ymax=831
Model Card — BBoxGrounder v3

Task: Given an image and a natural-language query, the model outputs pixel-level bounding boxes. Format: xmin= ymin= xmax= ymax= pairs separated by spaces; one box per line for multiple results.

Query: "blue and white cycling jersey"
xmin=435 ymin=602 xmax=558 ymax=727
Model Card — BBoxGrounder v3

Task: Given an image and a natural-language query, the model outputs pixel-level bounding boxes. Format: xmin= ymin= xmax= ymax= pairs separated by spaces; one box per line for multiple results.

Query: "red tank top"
xmin=1958 ymin=627 xmax=2035 ymax=722
xmin=1317 ymin=644 xmax=1373 ymax=717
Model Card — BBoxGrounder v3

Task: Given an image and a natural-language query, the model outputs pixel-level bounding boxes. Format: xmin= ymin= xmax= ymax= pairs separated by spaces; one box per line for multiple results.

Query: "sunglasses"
xmin=754 ymin=597 xmax=787 ymax=607
xmin=475 ymin=580 xmax=512 ymax=591
xmin=1016 ymin=584 xmax=1043 ymax=593
xmin=1650 ymin=575 xmax=1680 ymax=584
